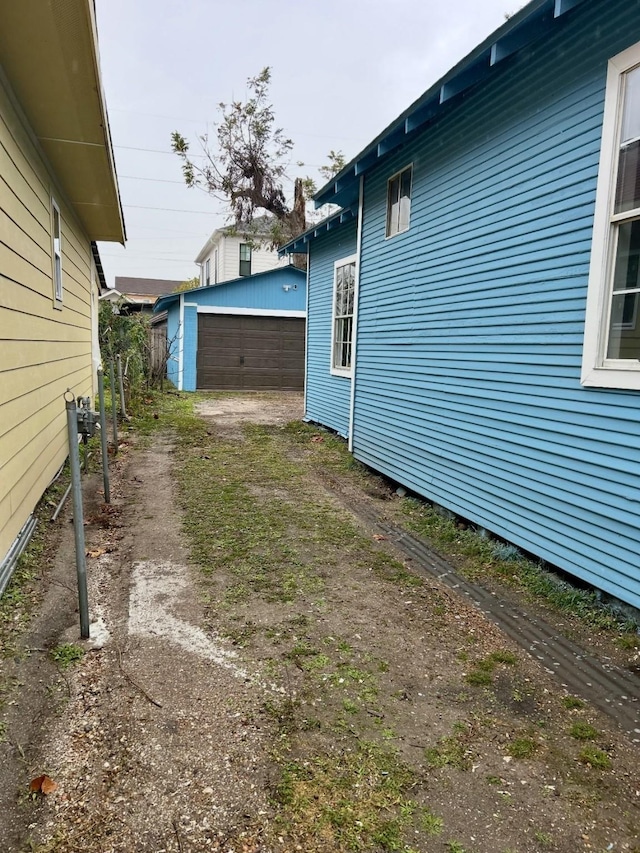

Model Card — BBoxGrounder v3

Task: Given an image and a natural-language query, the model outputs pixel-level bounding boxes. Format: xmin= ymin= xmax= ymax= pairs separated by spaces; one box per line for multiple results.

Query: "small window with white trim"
xmin=582 ymin=43 xmax=640 ymax=389
xmin=51 ymin=199 xmax=63 ymax=303
xmin=386 ymin=165 xmax=412 ymax=237
xmin=331 ymin=256 xmax=356 ymax=374
xmin=239 ymin=242 xmax=252 ymax=276
xmin=205 ymin=258 xmax=210 ymax=286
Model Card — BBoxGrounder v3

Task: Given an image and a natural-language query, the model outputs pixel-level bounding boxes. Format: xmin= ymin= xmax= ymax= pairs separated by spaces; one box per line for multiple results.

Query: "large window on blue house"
xmin=331 ymin=256 xmax=357 ymax=375
xmin=386 ymin=165 xmax=412 ymax=237
xmin=582 ymin=42 xmax=640 ymax=390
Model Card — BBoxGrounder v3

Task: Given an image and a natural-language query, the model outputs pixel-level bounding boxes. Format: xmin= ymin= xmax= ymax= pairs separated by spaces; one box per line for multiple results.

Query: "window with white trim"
xmin=331 ymin=256 xmax=356 ymax=374
xmin=386 ymin=165 xmax=412 ymax=237
xmin=582 ymin=42 xmax=640 ymax=389
xmin=51 ymin=199 xmax=62 ymax=303
xmin=205 ymin=258 xmax=210 ymax=286
xmin=239 ymin=242 xmax=252 ymax=276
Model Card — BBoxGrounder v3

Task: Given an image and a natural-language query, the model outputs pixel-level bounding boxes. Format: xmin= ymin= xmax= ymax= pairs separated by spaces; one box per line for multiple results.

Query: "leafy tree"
xmin=171 ymin=68 xmax=344 ymax=248
xmin=173 ymin=276 xmax=199 ymax=293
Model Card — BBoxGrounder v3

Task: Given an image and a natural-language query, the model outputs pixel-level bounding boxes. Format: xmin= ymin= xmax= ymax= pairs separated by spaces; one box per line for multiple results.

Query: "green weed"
xmin=420 ymin=809 xmax=444 ymax=835
xmin=578 ymin=746 xmax=611 ymax=769
xmin=51 ymin=643 xmax=84 ymax=670
xmin=570 ymin=721 xmax=599 ymax=741
xmin=465 ymin=669 xmax=493 ymax=686
xmin=506 ymin=737 xmax=538 ymax=759
xmin=562 ymin=696 xmax=586 ymax=710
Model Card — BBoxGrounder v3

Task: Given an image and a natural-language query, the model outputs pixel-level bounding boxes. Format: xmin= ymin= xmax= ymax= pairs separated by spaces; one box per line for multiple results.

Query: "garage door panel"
xmin=196 ymin=314 xmax=305 ymax=391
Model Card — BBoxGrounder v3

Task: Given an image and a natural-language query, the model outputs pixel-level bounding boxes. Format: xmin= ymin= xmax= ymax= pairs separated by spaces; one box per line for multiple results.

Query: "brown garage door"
xmin=196 ymin=314 xmax=305 ymax=390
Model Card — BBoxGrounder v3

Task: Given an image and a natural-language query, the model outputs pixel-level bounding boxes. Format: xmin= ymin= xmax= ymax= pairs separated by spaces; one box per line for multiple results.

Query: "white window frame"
xmin=582 ymin=41 xmax=640 ymax=390
xmin=385 ymin=164 xmax=413 ymax=238
xmin=330 ymin=254 xmax=357 ymax=377
xmin=51 ymin=198 xmax=63 ymax=305
xmin=205 ymin=258 xmax=210 ymax=287
xmin=239 ymin=242 xmax=252 ymax=276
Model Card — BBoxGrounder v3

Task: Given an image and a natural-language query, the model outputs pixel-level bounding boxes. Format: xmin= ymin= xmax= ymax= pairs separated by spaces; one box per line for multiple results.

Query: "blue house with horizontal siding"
xmin=281 ymin=0 xmax=640 ymax=611
xmin=154 ymin=265 xmax=306 ymax=392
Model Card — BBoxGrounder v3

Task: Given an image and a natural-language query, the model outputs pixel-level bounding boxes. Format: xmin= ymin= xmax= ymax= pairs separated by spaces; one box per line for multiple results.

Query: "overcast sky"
xmin=95 ymin=0 xmax=519 ymax=288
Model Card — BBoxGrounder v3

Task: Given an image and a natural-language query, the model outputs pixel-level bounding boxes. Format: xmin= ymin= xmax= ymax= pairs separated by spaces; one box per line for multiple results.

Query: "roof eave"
xmin=0 ymin=0 xmax=125 ymax=243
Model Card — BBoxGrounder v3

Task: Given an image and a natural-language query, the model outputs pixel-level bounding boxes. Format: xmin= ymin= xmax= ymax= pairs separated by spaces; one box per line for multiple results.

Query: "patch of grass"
xmin=464 ymin=649 xmax=517 ymax=687
xmin=578 ymin=746 xmax=611 ymax=769
xmin=0 ymin=469 xmax=67 ymax=660
xmin=616 ymin=632 xmax=640 ymax=650
xmin=489 ymin=649 xmax=518 ymax=665
xmin=465 ymin=669 xmax=493 ymax=686
xmin=51 ymin=643 xmax=84 ymax=670
xmin=425 ymin=733 xmax=471 ymax=771
xmin=272 ymin=740 xmax=422 ymax=852
xmin=506 ymin=737 xmax=538 ymax=759
xmin=420 ymin=809 xmax=444 ymax=835
xmin=446 ymin=841 xmax=469 ymax=853
xmin=399 ymin=497 xmax=638 ymax=634
xmin=570 ymin=721 xmax=599 ymax=741
xmin=562 ymin=696 xmax=586 ymax=710
xmin=534 ymin=831 xmax=553 ymax=847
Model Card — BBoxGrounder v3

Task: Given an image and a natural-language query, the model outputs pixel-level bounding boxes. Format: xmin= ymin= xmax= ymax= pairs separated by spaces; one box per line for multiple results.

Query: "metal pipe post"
xmin=65 ymin=396 xmax=90 ymax=639
xmin=109 ymin=359 xmax=118 ymax=453
xmin=97 ymin=368 xmax=111 ymax=503
xmin=116 ymin=354 xmax=127 ymax=419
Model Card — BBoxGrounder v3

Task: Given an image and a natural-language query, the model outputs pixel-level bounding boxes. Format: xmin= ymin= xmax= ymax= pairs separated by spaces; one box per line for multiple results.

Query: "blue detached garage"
xmin=154 ymin=266 xmax=306 ymax=392
xmin=281 ymin=0 xmax=640 ymax=611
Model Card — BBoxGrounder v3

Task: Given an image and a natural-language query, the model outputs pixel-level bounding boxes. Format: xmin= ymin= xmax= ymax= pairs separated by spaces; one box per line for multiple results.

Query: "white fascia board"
xmin=194 ymin=230 xmax=222 ymax=264
xmin=196 ymin=306 xmax=306 ymax=318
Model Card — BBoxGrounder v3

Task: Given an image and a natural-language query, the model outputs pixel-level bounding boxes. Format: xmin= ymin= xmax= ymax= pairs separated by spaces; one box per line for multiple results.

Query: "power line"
xmin=123 ymin=204 xmax=217 ymax=214
xmin=111 ymin=106 xmax=366 ymax=144
xmin=114 ymin=143 xmax=328 ymax=167
xmin=120 ymin=174 xmax=186 ymax=185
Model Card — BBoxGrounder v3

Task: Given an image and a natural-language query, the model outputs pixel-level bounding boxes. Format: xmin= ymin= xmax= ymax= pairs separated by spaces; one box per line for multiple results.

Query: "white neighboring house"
xmin=195 ymin=221 xmax=284 ymax=287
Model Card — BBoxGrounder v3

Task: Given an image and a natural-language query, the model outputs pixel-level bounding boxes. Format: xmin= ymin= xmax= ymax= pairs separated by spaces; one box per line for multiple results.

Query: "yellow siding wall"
xmin=0 ymin=74 xmax=96 ymax=560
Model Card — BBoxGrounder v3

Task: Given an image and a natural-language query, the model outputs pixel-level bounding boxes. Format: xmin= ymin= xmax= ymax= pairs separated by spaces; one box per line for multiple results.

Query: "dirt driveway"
xmin=0 ymin=391 xmax=638 ymax=853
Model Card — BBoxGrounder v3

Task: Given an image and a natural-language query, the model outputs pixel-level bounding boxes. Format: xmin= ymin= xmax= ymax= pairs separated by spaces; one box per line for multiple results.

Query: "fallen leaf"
xmin=41 ymin=776 xmax=57 ymax=795
xmin=30 ymin=774 xmax=57 ymax=794
xmin=310 ymin=435 xmax=324 ymax=443
xmin=86 ymin=547 xmax=106 ymax=558
xmin=373 ymin=534 xmax=387 ymax=541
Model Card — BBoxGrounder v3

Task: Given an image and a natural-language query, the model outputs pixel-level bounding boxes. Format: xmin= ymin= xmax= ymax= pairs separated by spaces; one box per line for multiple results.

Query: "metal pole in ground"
xmin=97 ymin=368 xmax=111 ymax=504
xmin=109 ymin=359 xmax=118 ymax=454
xmin=65 ymin=394 xmax=90 ymax=639
xmin=116 ymin=353 xmax=127 ymax=419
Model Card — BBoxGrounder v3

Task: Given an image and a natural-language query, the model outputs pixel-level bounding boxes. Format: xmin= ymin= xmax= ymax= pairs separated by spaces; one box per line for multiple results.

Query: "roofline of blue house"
xmin=278 ymin=207 xmax=357 ymax=256
xmin=312 ymin=0 xmax=587 ymax=212
xmin=153 ymin=265 xmax=306 ymax=313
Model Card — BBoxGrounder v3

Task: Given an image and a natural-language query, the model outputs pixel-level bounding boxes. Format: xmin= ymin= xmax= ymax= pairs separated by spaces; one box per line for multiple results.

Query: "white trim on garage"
xmin=196 ymin=306 xmax=306 ymax=318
